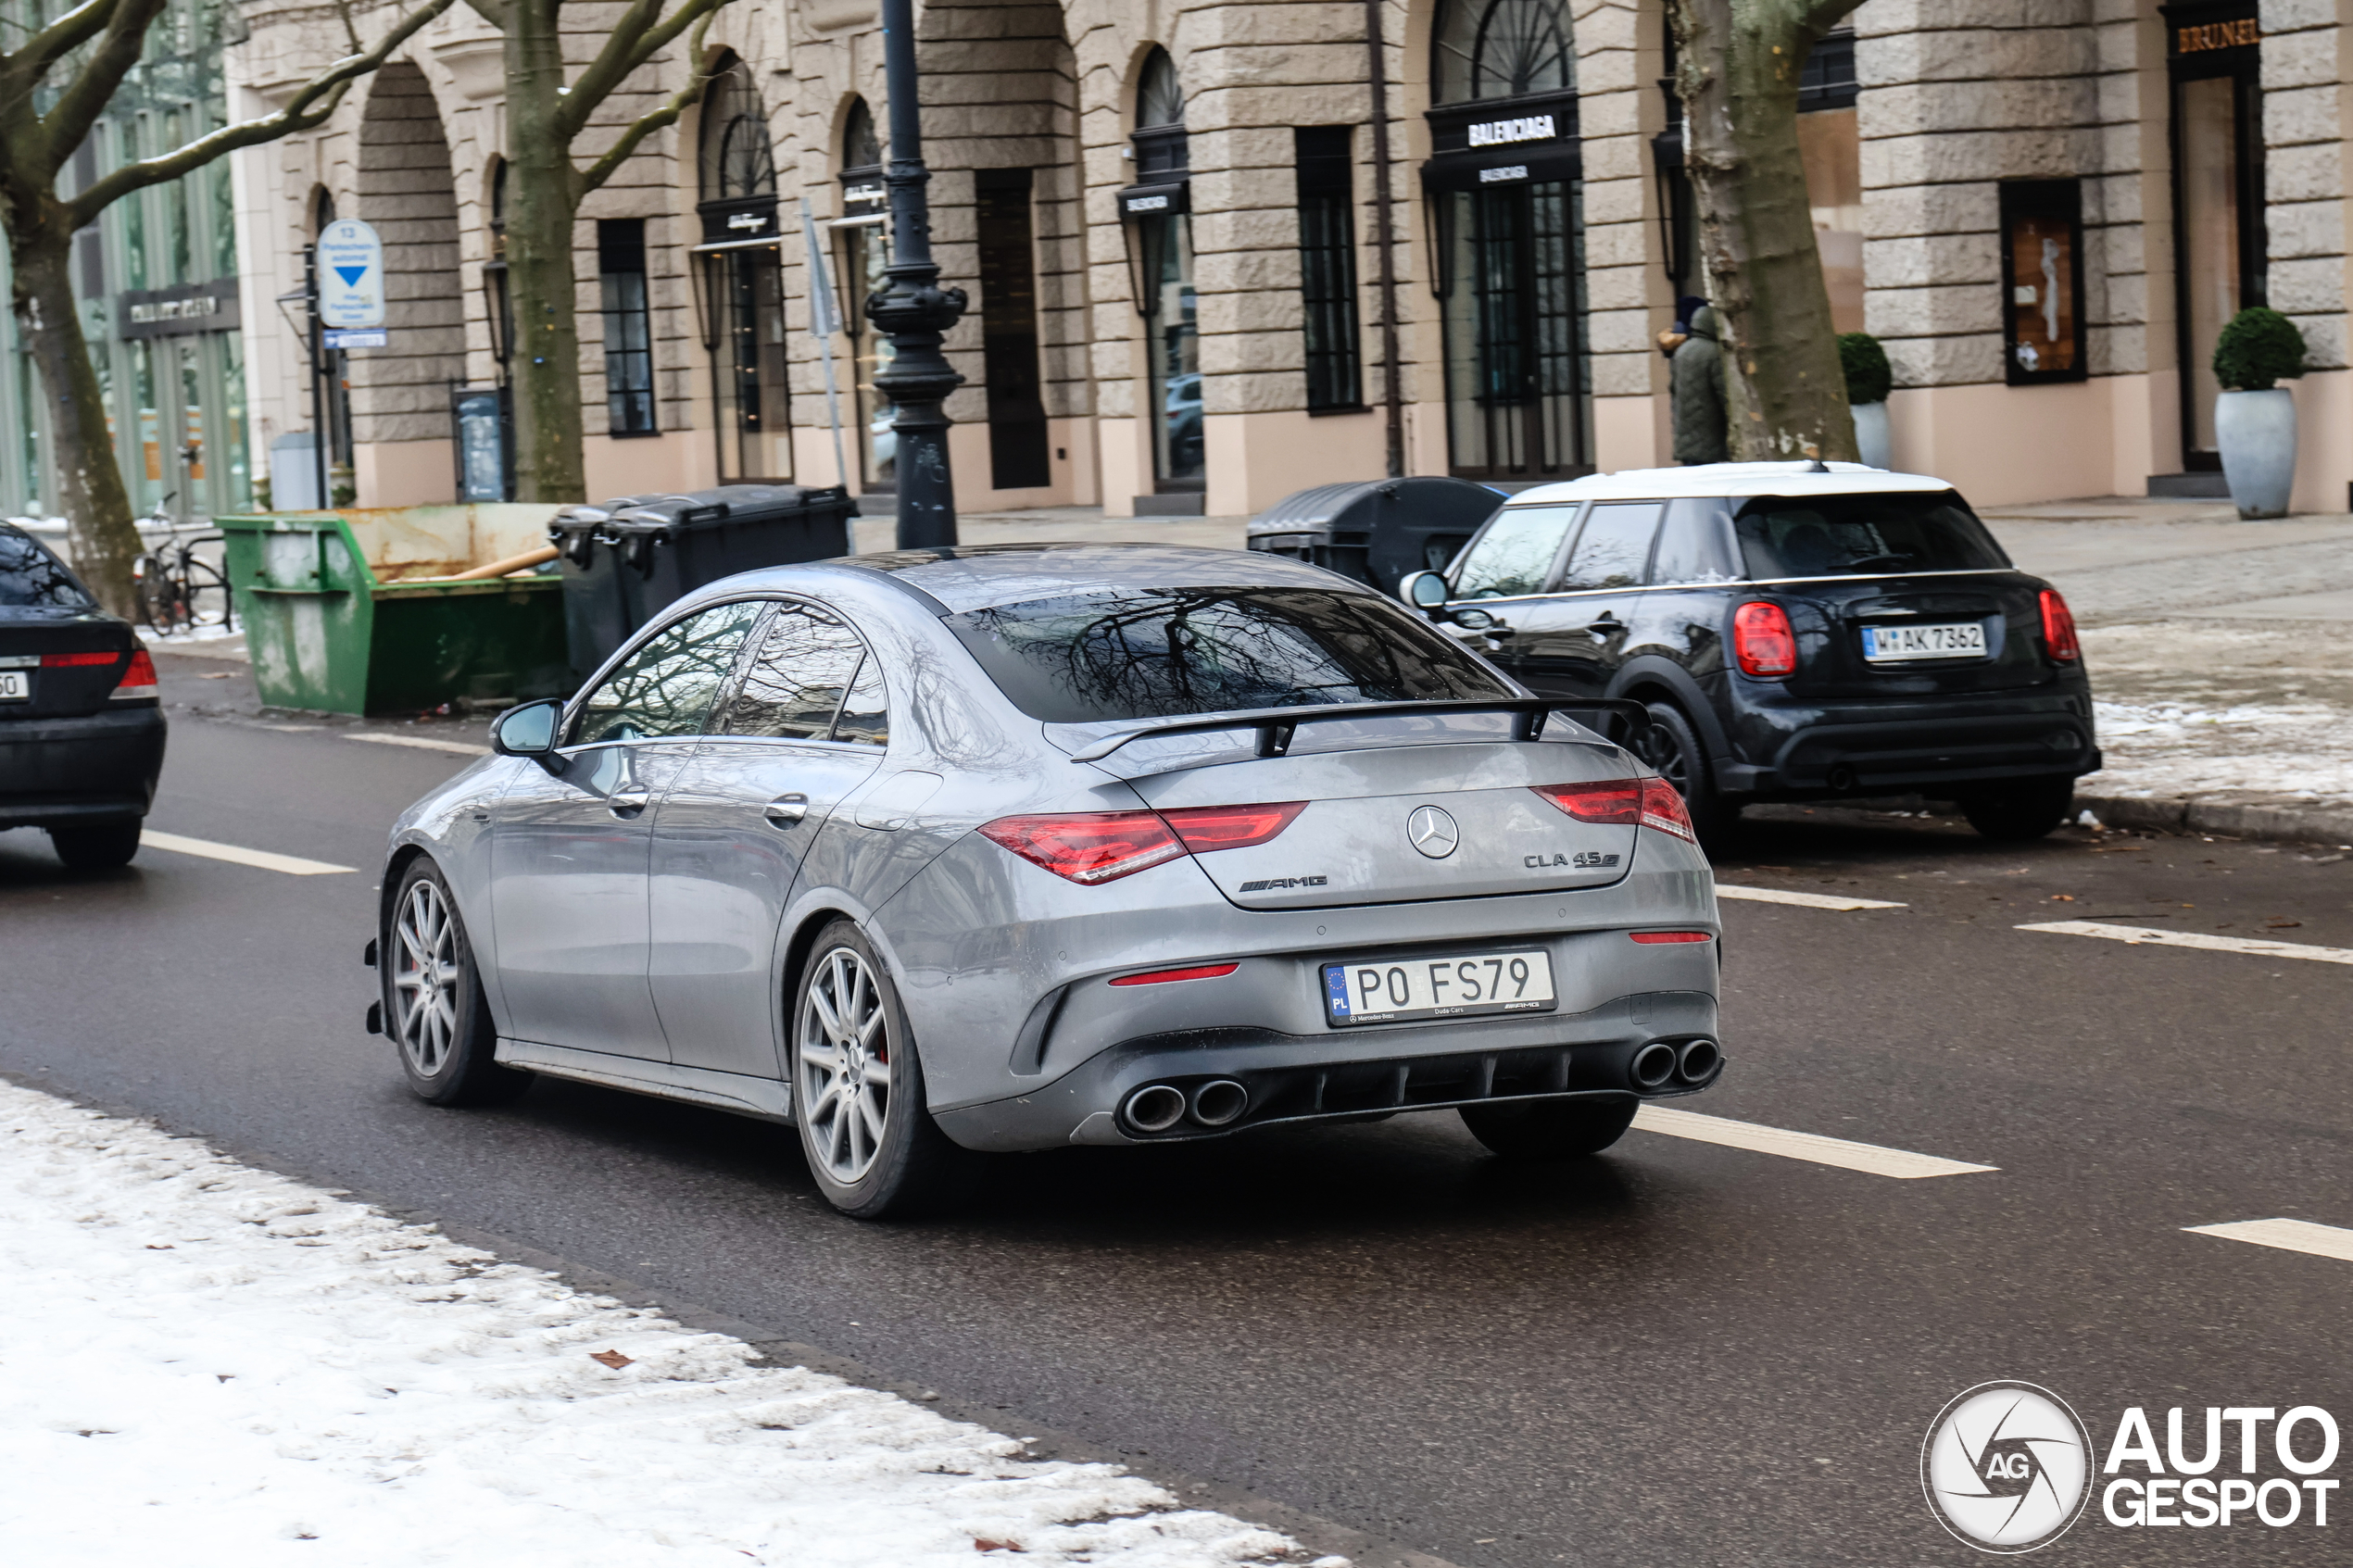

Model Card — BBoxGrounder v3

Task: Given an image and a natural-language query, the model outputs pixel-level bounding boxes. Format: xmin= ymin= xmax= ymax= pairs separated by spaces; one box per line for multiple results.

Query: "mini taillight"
xmin=2039 ymin=588 xmax=2081 ymax=662
xmin=1640 ymin=776 xmax=1695 ymax=841
xmin=109 ymin=648 xmax=158 ymax=700
xmin=1630 ymin=931 xmax=1711 ymax=945
xmin=41 ymin=650 xmax=120 ymax=668
xmin=1158 ymin=800 xmax=1307 ymax=851
xmin=1732 ymin=601 xmax=1797 ymax=677
xmin=1109 ymin=962 xmax=1239 ymax=986
xmin=978 ymin=811 xmax=1184 ymax=884
xmin=1529 ymin=779 xmax=1642 ymax=824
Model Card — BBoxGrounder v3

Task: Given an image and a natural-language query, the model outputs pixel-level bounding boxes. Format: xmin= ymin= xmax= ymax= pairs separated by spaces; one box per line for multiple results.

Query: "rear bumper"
xmin=0 ymin=707 xmax=167 ymax=829
xmin=1718 ymin=691 xmax=2096 ymax=799
xmin=931 ymin=986 xmax=1719 ymax=1152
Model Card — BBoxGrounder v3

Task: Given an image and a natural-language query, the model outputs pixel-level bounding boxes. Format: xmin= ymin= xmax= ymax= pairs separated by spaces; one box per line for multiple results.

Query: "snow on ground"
xmin=2085 ymin=698 xmax=2353 ymax=811
xmin=0 ymin=1082 xmax=1335 ymax=1568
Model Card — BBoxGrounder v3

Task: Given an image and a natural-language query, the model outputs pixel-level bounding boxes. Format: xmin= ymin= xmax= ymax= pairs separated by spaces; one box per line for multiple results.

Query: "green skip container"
xmin=218 ymin=506 xmax=572 ymax=716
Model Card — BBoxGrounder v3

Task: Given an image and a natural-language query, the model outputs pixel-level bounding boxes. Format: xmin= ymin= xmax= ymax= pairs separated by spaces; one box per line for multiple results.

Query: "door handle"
xmin=1586 ymin=617 xmax=1623 ymax=639
xmin=1479 ymin=625 xmax=1516 ymax=639
xmin=764 ymin=793 xmax=809 ymax=826
xmin=607 ymin=788 xmax=651 ymax=818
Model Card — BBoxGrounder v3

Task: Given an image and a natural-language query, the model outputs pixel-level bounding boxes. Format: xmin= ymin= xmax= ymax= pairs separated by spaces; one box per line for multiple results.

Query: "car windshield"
xmin=1733 ymin=493 xmax=2008 ymax=579
xmin=0 ymin=530 xmax=93 ymax=608
xmin=946 ymin=586 xmax=1514 ymax=724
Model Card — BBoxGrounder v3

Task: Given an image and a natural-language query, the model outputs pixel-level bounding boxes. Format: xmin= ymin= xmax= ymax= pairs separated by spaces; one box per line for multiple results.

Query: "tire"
xmin=384 ymin=859 xmax=531 ymax=1107
xmin=1460 ymin=1097 xmax=1639 ymax=1160
xmin=132 ymin=555 xmax=185 ymax=633
xmin=1630 ymin=700 xmax=1740 ymax=848
xmin=1959 ymin=777 xmax=2076 ymax=842
xmin=48 ymin=822 xmax=141 ymax=869
xmin=790 ymin=920 xmax=969 ymax=1219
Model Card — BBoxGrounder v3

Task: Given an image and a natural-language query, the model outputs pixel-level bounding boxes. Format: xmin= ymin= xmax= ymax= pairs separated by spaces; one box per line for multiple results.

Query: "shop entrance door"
xmin=2168 ymin=4 xmax=2264 ymax=470
xmin=1436 ymin=180 xmax=1591 ymax=483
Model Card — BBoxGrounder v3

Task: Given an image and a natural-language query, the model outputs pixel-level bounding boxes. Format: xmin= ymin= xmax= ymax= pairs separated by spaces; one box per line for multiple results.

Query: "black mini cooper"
xmin=1401 ymin=462 xmax=2096 ymax=843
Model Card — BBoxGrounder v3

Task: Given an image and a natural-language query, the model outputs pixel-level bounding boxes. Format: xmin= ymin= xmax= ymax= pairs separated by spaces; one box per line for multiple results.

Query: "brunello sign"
xmin=119 ymin=279 xmax=241 ymax=339
xmin=2176 ymin=16 xmax=2259 ymax=51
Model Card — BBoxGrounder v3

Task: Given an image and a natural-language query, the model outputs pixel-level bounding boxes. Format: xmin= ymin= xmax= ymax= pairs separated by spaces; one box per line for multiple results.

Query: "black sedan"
xmin=1402 ymin=462 xmax=2097 ymax=844
xmin=0 ymin=523 xmax=166 ymax=868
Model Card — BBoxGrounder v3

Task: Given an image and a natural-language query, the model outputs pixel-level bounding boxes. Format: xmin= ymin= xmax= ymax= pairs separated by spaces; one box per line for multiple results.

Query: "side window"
xmin=722 ymin=606 xmax=874 ymax=741
xmin=1559 ymin=502 xmax=1663 ymax=591
xmin=1649 ymin=497 xmax=1743 ymax=584
xmin=570 ymin=600 xmax=763 ymax=746
xmin=1449 ymin=506 xmax=1579 ymax=599
xmin=833 ymin=655 xmax=889 ymax=746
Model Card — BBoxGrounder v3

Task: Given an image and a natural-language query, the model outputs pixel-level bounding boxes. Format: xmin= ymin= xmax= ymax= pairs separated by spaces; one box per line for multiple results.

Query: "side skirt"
xmin=496 ymin=1038 xmax=794 ymax=1124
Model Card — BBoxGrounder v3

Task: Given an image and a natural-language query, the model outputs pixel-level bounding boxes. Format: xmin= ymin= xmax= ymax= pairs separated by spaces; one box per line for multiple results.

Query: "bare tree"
xmin=464 ymin=0 xmax=732 ymax=504
xmin=1670 ymin=0 xmax=1858 ymax=462
xmin=0 ymin=0 xmax=457 ymax=615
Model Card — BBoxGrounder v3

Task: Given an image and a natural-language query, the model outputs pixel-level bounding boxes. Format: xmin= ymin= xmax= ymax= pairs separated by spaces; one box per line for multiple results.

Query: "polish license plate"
xmin=0 ymin=671 xmax=27 ymax=701
xmin=1861 ymin=621 xmax=1985 ymax=662
xmin=1323 ymin=949 xmax=1556 ymax=1027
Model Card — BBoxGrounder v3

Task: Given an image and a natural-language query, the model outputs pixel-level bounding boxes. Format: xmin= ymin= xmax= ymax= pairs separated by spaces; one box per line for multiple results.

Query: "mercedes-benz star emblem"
xmin=1407 ymin=805 xmax=1459 ymax=859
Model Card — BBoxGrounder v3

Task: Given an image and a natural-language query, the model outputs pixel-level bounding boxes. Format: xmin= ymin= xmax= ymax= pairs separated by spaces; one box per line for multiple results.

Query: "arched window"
xmin=1138 ymin=48 xmax=1184 ymax=130
xmin=838 ymin=97 xmax=894 ymax=492
xmin=1433 ymin=0 xmax=1575 ymax=104
xmin=694 ymin=53 xmax=789 ymax=480
xmin=1127 ymin=47 xmax=1199 ymax=492
xmin=844 ymin=98 xmax=882 ymax=173
xmin=698 ymin=56 xmax=776 ymax=202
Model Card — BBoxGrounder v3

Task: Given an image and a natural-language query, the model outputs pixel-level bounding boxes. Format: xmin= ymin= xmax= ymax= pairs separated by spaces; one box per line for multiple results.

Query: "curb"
xmin=2075 ymin=793 xmax=2353 ymax=849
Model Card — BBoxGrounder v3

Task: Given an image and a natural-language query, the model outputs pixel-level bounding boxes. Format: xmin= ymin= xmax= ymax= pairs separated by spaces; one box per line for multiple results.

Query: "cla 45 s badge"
xmin=1526 ymin=851 xmax=1620 ymax=870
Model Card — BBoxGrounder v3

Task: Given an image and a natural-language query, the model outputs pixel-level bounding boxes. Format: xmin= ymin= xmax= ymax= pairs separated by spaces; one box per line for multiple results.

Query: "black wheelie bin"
xmin=1245 ymin=477 xmax=1504 ymax=598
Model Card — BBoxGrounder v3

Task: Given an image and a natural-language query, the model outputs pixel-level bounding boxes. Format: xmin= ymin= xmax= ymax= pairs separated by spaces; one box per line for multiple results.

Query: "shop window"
xmin=598 ymin=220 xmax=658 ymax=435
xmin=1296 ymin=127 xmax=1364 ymax=412
xmin=1998 ymin=181 xmax=2086 ymax=384
xmin=975 ymin=169 xmax=1051 ymax=489
xmin=1796 ymin=29 xmax=1863 ymax=336
xmin=694 ymin=55 xmax=789 ymax=482
xmin=837 ymin=98 xmax=894 ymax=493
xmin=1127 ymin=49 xmax=1202 ymax=491
xmin=2169 ymin=2 xmax=2265 ymax=467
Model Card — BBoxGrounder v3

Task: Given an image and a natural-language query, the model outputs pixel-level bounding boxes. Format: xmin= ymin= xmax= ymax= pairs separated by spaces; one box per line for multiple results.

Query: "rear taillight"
xmin=1640 ymin=776 xmax=1695 ymax=841
xmin=110 ymin=648 xmax=158 ymax=700
xmin=980 ymin=800 xmax=1305 ymax=885
xmin=1731 ymin=601 xmax=1797 ymax=677
xmin=1158 ymin=800 xmax=1307 ymax=851
xmin=1529 ymin=780 xmax=1642 ymax=825
xmin=978 ymin=811 xmax=1183 ymax=884
xmin=2039 ymin=589 xmax=2080 ymax=662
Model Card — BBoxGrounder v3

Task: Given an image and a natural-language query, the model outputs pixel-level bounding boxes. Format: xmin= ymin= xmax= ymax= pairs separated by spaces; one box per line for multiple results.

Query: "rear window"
xmin=1734 ymin=493 xmax=2008 ymax=579
xmin=0 ymin=530 xmax=93 ymax=608
xmin=946 ymin=586 xmax=1514 ymax=724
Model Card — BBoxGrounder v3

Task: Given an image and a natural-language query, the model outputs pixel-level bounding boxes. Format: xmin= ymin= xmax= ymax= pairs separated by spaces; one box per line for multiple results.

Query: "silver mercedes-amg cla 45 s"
xmin=371 ymin=544 xmax=1722 ymax=1216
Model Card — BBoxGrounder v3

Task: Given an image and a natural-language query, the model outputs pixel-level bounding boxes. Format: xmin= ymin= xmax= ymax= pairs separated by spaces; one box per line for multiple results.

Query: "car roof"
xmin=829 ymin=541 xmax=1365 ymax=613
xmin=1504 ymin=461 xmax=1957 ymax=506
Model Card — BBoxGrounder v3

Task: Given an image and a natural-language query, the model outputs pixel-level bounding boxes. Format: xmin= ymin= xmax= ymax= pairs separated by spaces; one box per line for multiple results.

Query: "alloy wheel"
xmin=392 ymin=880 xmax=462 ymax=1076
xmin=798 ymin=947 xmax=893 ymax=1184
xmin=1631 ymin=713 xmax=1691 ymax=797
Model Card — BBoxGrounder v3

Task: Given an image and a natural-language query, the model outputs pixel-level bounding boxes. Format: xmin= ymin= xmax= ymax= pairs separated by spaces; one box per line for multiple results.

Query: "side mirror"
xmin=1401 ymin=571 xmax=1450 ymax=611
xmin=490 ymin=698 xmax=562 ymax=762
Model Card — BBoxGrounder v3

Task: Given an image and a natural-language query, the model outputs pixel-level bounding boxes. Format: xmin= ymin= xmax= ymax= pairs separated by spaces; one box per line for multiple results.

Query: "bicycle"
xmin=132 ymin=498 xmax=234 ymax=635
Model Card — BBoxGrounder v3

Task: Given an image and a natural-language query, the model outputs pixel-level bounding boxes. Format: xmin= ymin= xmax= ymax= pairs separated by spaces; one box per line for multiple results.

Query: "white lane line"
xmin=346 ymin=732 xmax=490 ymax=757
xmin=1631 ymin=1105 xmax=1995 ymax=1178
xmin=1718 ymin=884 xmax=1906 ymax=911
xmin=2017 ymin=920 xmax=2353 ymax=966
xmin=141 ymin=831 xmax=355 ymax=876
xmin=2185 ymin=1218 xmax=2353 ymax=1263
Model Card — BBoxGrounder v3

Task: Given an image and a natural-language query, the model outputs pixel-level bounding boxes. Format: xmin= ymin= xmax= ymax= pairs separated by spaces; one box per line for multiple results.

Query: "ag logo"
xmin=1921 ymin=1382 xmax=2093 ymax=1552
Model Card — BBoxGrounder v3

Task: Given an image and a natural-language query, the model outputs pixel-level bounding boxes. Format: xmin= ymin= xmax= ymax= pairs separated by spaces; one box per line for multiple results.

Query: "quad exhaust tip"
xmin=1189 ymin=1079 xmax=1249 ymax=1127
xmin=1630 ymin=1042 xmax=1680 ymax=1089
xmin=1123 ymin=1084 xmax=1189 ymax=1134
xmin=1676 ymin=1038 xmax=1722 ymax=1085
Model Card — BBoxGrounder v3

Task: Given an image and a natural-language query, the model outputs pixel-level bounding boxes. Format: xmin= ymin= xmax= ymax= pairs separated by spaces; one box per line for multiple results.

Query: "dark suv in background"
xmin=1402 ymin=462 xmax=2097 ymax=843
xmin=0 ymin=522 xmax=166 ymax=868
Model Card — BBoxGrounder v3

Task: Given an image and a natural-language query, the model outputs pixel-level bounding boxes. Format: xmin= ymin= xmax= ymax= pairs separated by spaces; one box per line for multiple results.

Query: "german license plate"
xmin=1323 ymin=949 xmax=1556 ymax=1026
xmin=1861 ymin=621 xmax=1985 ymax=662
xmin=0 ymin=671 xmax=27 ymax=701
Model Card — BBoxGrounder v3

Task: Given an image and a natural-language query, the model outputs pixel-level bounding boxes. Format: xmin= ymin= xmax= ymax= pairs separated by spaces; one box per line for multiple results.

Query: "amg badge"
xmin=1527 ymin=851 xmax=1619 ymax=870
xmin=1239 ymin=875 xmax=1329 ymax=892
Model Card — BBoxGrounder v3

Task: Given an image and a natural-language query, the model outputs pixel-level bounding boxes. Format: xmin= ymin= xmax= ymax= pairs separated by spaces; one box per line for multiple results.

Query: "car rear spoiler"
xmin=1066 ymin=697 xmax=1653 ymax=763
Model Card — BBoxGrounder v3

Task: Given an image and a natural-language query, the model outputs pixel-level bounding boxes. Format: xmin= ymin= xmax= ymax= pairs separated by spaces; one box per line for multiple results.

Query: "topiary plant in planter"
xmin=1839 ymin=332 xmax=1894 ymax=469
xmin=2212 ymin=307 xmax=2308 ymax=519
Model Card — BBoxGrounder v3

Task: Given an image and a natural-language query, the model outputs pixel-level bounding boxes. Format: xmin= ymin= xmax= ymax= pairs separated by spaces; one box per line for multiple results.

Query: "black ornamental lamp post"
xmin=870 ymin=0 xmax=967 ymax=548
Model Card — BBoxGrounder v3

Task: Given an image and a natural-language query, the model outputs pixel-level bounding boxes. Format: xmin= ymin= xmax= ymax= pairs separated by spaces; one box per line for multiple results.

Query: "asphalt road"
xmin=5 ymin=653 xmax=2349 ymax=1566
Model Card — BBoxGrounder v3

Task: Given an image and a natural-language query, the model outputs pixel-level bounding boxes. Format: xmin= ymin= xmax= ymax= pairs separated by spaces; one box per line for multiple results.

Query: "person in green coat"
xmin=1671 ymin=304 xmax=1728 ymax=465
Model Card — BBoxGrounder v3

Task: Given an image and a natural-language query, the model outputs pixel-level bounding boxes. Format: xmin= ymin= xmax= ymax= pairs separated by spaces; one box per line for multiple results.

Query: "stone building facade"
xmin=223 ymin=0 xmax=2353 ymax=520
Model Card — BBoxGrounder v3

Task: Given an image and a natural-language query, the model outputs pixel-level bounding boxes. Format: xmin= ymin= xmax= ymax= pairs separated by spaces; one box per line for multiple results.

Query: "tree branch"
xmin=13 ymin=0 xmax=121 ymax=81
xmin=36 ymin=0 xmax=168 ymax=173
xmin=553 ymin=0 xmax=662 ymax=136
xmin=67 ymin=0 xmax=459 ymax=225
xmin=558 ymin=0 xmax=730 ymax=141
xmin=576 ymin=8 xmax=718 ymax=195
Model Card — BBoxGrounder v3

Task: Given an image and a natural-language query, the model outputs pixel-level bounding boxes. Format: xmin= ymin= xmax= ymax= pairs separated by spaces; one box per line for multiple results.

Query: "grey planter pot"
xmin=2216 ymin=387 xmax=2296 ymax=519
xmin=1851 ymin=400 xmax=1893 ymax=469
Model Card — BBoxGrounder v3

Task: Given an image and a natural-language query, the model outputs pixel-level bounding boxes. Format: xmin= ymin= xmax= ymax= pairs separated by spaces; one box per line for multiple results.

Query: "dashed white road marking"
xmin=346 ymin=732 xmax=491 ymax=757
xmin=1717 ymin=884 xmax=1906 ymax=911
xmin=2184 ymin=1218 xmax=2353 ymax=1263
xmin=1631 ymin=1105 xmax=1996 ymax=1178
xmin=2017 ymin=920 xmax=2353 ymax=966
xmin=141 ymin=831 xmax=355 ymax=876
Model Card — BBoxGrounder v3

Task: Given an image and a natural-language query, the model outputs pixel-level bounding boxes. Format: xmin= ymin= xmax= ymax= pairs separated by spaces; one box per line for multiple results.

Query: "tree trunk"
xmin=505 ymin=3 xmax=588 ymax=505
xmin=1672 ymin=0 xmax=1857 ymax=462
xmin=7 ymin=225 xmax=141 ymax=615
